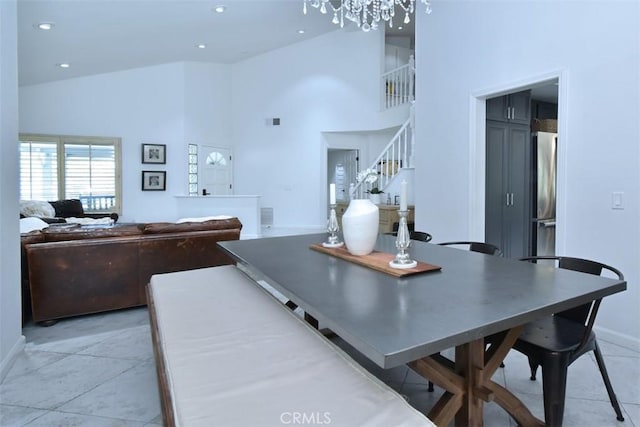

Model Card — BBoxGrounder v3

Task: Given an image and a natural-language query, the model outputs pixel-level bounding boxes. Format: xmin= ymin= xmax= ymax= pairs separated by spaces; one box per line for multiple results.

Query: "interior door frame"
xmin=198 ymin=144 xmax=233 ymax=195
xmin=469 ymin=69 xmax=567 ymax=255
xmin=327 ymin=148 xmax=360 ymax=203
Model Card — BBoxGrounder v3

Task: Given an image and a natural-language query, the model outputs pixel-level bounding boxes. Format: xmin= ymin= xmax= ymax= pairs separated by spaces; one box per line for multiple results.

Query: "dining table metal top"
xmin=218 ymin=233 xmax=626 ymax=369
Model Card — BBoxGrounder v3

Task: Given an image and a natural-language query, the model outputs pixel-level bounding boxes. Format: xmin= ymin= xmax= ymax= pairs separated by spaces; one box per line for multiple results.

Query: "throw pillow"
xmin=19 ymin=217 xmax=50 ymax=233
xmin=49 ymin=199 xmax=84 ymax=217
xmin=20 ymin=200 xmax=56 ymax=218
xmin=65 ymin=217 xmax=114 ymax=225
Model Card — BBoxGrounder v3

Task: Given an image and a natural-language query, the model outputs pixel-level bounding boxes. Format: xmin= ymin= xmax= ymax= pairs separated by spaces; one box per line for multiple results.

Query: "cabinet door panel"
xmin=486 ymin=96 xmax=508 ymax=122
xmin=505 ymin=124 xmax=531 ymax=258
xmin=486 ymin=91 xmax=531 ymax=125
xmin=509 ymin=91 xmax=532 ymax=124
xmin=485 ymin=121 xmax=507 ymax=250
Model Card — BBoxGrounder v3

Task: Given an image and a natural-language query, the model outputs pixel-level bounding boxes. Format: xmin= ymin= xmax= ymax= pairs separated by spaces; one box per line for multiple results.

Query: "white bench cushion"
xmin=149 ymin=265 xmax=434 ymax=427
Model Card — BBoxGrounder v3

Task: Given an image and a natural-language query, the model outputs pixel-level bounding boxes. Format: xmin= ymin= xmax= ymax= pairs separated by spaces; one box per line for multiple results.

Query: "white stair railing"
xmin=381 ymin=55 xmax=415 ymax=110
xmin=352 ymin=114 xmax=413 ymax=198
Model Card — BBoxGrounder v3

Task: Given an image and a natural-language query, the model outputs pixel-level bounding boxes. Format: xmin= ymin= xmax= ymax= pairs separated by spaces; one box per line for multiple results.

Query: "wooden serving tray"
xmin=309 ymin=243 xmax=441 ymax=278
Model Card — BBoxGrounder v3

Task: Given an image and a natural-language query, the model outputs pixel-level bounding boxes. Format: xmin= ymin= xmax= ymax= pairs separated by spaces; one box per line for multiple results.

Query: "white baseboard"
xmin=240 ymin=233 xmax=262 ymax=240
xmin=594 ymin=326 xmax=640 ymax=353
xmin=0 ymin=335 xmax=25 ymax=382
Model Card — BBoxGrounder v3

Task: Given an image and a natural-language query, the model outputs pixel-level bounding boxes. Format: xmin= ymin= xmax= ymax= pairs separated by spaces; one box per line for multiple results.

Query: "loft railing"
xmin=80 ymin=195 xmax=116 ymax=212
xmin=352 ymin=112 xmax=414 ymax=198
xmin=381 ymin=55 xmax=415 ymax=110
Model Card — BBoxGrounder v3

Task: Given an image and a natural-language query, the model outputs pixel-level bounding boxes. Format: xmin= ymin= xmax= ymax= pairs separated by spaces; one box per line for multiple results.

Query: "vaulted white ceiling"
xmin=18 ymin=1 xmax=557 ymax=102
xmin=18 ymin=0 xmax=349 ymax=86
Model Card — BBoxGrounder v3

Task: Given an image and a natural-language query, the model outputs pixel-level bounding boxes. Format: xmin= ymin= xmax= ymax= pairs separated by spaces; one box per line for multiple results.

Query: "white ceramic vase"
xmin=342 ymin=199 xmax=379 ymax=256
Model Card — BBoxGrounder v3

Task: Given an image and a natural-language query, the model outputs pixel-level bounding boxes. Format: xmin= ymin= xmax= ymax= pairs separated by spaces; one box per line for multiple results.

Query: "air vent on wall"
xmin=261 ymin=207 xmax=274 ymax=226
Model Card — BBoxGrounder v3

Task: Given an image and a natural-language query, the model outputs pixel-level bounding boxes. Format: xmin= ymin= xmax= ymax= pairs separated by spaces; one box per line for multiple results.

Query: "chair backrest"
xmin=438 ymin=241 xmax=501 ymax=256
xmin=518 ymin=256 xmax=624 ymax=347
xmin=392 ymin=222 xmax=415 ymax=233
xmin=409 ymin=231 xmax=432 ymax=242
xmin=386 ymin=231 xmax=433 ymax=242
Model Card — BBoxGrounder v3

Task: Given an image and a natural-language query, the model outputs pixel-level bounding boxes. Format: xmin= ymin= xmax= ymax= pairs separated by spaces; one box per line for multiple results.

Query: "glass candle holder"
xmin=323 ymin=204 xmax=344 ymax=248
xmin=389 ymin=210 xmax=417 ymax=269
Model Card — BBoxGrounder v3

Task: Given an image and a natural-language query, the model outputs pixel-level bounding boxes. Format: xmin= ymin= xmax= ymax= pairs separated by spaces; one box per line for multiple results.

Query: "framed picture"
xmin=142 ymin=143 xmax=166 ymax=164
xmin=142 ymin=171 xmax=166 ymax=191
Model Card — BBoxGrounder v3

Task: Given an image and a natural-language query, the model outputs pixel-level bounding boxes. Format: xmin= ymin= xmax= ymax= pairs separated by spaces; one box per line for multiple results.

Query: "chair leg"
xmin=540 ymin=354 xmax=570 ymax=427
xmin=528 ymin=357 xmax=540 ymax=381
xmin=593 ymin=341 xmax=625 ymax=422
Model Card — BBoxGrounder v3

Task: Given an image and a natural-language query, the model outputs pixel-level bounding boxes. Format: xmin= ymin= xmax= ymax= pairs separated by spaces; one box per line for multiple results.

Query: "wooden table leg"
xmin=408 ymin=326 xmax=545 ymax=427
xmin=455 ymin=339 xmax=485 ymax=427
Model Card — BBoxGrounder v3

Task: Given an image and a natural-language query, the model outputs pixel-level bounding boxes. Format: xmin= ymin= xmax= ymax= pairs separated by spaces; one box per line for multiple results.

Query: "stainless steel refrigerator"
xmin=532 ymin=131 xmax=557 ymax=256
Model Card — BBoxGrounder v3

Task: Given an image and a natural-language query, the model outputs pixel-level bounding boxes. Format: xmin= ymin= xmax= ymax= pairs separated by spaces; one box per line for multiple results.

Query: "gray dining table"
xmin=218 ymin=233 xmax=626 ymax=427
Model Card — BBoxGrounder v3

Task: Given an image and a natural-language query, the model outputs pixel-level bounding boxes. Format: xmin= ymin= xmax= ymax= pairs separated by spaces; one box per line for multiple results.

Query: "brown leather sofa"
xmin=22 ymin=218 xmax=242 ymax=324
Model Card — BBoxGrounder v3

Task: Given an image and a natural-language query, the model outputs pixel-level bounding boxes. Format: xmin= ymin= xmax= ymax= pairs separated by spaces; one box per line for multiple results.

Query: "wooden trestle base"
xmin=408 ymin=326 xmax=546 ymax=427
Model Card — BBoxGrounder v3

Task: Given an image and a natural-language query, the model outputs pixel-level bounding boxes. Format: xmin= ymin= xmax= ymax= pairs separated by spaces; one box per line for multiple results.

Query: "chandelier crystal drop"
xmin=303 ymin=0 xmax=431 ymax=32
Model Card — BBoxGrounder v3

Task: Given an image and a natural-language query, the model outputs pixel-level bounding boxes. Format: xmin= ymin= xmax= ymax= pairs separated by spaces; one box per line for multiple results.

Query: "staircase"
xmin=352 ymin=103 xmax=415 ymax=198
xmin=381 ymin=55 xmax=415 ymax=110
xmin=346 ymin=55 xmax=416 ymax=199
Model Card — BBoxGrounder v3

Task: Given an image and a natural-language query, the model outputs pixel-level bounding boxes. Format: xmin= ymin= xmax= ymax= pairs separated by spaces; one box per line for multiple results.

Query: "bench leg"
xmin=304 ymin=312 xmax=319 ymax=329
xmin=286 ymin=299 xmax=320 ymax=330
xmin=285 ymin=300 xmax=298 ymax=310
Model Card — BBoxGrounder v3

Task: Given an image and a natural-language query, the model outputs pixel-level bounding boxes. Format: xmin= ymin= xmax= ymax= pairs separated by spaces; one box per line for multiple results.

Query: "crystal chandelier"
xmin=303 ymin=0 xmax=432 ymax=32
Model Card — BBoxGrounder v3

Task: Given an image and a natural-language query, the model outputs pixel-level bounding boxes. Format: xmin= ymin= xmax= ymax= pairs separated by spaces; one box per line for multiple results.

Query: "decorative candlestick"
xmin=389 ymin=209 xmax=417 ymax=269
xmin=323 ymin=203 xmax=344 ymax=248
xmin=329 ymin=183 xmax=336 ymax=205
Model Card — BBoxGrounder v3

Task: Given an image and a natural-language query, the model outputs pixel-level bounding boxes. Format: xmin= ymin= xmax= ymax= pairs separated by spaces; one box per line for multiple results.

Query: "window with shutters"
xmin=19 ymin=134 xmax=122 ymax=214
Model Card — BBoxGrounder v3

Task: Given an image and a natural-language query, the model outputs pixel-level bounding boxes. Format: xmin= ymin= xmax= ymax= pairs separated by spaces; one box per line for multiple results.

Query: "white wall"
xmin=0 ymin=0 xmax=24 ymax=380
xmin=230 ymin=28 xmax=407 ymax=227
xmin=414 ymin=1 xmax=640 ymax=346
xmin=19 ymin=62 xmax=233 ymax=223
xmin=183 ymin=62 xmax=233 ymax=156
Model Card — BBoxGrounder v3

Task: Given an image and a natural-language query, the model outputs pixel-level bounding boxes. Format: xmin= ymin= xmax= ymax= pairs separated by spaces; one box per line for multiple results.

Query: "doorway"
xmin=484 ymin=80 xmax=559 ymax=258
xmin=327 ymin=149 xmax=359 ymax=203
xmin=199 ymin=145 xmax=232 ymax=195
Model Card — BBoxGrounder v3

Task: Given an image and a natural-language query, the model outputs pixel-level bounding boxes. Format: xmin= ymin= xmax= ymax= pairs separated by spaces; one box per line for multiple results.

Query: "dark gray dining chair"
xmin=385 ymin=230 xmax=432 ymax=242
xmin=437 ymin=241 xmax=501 ymax=255
xmin=512 ymin=256 xmax=625 ymax=426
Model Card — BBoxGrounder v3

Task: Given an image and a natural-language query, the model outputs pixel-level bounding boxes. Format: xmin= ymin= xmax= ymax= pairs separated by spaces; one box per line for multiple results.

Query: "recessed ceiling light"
xmin=36 ymin=22 xmax=55 ymax=30
xmin=197 ymin=44 xmax=207 ymax=49
xmin=297 ymin=29 xmax=305 ymax=34
xmin=57 ymin=63 xmax=70 ymax=68
xmin=213 ymin=5 xmax=226 ymax=13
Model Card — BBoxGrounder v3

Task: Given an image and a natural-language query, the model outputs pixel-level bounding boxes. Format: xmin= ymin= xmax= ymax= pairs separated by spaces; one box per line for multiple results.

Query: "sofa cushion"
xmin=142 ymin=218 xmax=242 ymax=234
xmin=49 ymin=199 xmax=84 ymax=218
xmin=20 ymin=200 xmax=56 ymax=218
xmin=20 ymin=230 xmax=46 ymax=245
xmin=42 ymin=224 xmax=144 ymax=242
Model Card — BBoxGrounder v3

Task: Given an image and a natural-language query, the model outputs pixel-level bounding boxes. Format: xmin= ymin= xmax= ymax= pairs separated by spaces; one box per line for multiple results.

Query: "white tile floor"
xmin=1 ymin=304 xmax=638 ymax=427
